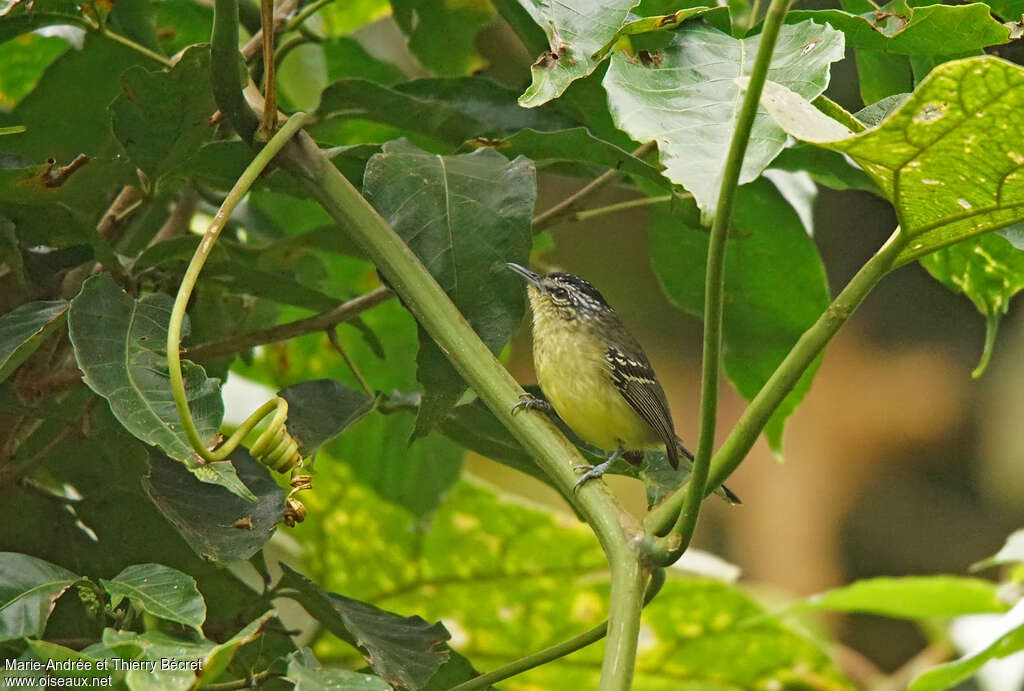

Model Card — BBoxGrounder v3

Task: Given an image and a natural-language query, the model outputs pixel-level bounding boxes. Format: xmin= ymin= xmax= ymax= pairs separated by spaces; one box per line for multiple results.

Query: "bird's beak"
xmin=506 ymin=263 xmax=542 ymax=290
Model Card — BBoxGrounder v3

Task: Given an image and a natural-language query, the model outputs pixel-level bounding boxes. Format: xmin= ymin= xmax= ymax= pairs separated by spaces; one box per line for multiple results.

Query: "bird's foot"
xmin=572 ymin=460 xmax=613 ymax=492
xmin=511 ymin=392 xmax=552 ymax=416
xmin=572 ymin=448 xmax=623 ymax=492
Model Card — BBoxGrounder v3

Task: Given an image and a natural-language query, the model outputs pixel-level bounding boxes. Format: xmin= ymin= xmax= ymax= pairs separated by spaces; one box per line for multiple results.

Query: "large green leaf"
xmin=99 ymin=563 xmax=207 ymax=631
xmin=756 ymin=56 xmax=1024 ymax=264
xmin=909 ymin=602 xmax=1024 ymax=691
xmin=604 ymin=20 xmax=844 ymax=219
xmin=787 ymin=2 xmax=1011 ymax=55
xmin=516 ymin=0 xmax=638 ymax=108
xmin=316 ymin=77 xmax=577 ymax=148
xmin=363 ymin=140 xmax=534 ymax=435
xmin=649 ymin=179 xmax=829 ymax=452
xmin=0 ymin=299 xmax=67 ymax=383
xmin=465 ymin=127 xmax=665 ymax=184
xmin=0 ymin=33 xmax=67 ymax=108
xmin=67 ymin=274 xmax=254 ymax=502
xmin=98 ymin=629 xmax=215 ymax=690
xmin=142 ymin=449 xmax=285 ymax=562
xmin=279 ymin=564 xmax=451 ymax=691
xmin=279 ymin=379 xmax=376 ymax=458
xmin=920 ymin=233 xmax=1024 ymax=377
xmin=391 ymin=0 xmax=494 ymax=77
xmin=0 ymin=552 xmax=78 ymax=641
xmin=110 ymin=45 xmax=217 ymax=186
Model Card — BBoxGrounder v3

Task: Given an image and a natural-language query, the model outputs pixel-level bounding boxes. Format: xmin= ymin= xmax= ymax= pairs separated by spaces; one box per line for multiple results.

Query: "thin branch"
xmin=326 ymin=326 xmax=373 ymax=397
xmin=872 ymin=641 xmax=953 ymax=691
xmin=97 ymin=186 xmax=142 ymax=242
xmin=282 ymin=0 xmax=335 ymax=33
xmin=202 ymin=671 xmax=274 ymax=690
xmin=449 ymin=569 xmax=666 ymax=691
xmin=146 ymin=187 xmax=199 ymax=248
xmin=240 ymin=0 xmax=299 ymax=61
xmin=184 ymin=286 xmax=392 ymax=360
xmin=258 ymin=0 xmax=278 ymax=139
xmin=650 ymin=0 xmax=795 ymax=566
xmin=568 ymin=194 xmax=675 ymax=223
xmin=531 ymin=141 xmax=657 ymax=233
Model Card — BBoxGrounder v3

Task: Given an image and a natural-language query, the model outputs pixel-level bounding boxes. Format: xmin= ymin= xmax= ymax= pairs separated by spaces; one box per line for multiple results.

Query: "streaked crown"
xmin=506 ymin=263 xmax=612 ymax=320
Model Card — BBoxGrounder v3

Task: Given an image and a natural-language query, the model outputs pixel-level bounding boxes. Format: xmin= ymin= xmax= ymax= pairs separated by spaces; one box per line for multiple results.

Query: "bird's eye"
xmin=550 ymin=287 xmax=569 ymax=301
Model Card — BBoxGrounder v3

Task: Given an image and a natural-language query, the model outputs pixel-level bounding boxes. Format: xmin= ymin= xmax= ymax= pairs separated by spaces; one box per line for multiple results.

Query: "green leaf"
xmin=391 ymin=0 xmax=495 ymax=77
xmin=649 ymin=179 xmax=829 ymax=452
xmin=920 ymin=233 xmax=1024 ymax=377
xmin=322 ymin=36 xmax=404 ymax=85
xmin=363 ymin=140 xmax=534 ymax=435
xmin=980 ymin=0 xmax=1024 ymax=20
xmin=110 ymin=45 xmax=217 ymax=185
xmin=25 ymin=641 xmax=115 ymax=682
xmin=758 ymin=56 xmax=1024 ymax=265
xmin=278 ymin=379 xmax=376 ymax=457
xmin=516 ymin=0 xmax=639 ymax=108
xmin=142 ymin=449 xmax=285 ymax=562
xmin=787 ymin=3 xmax=1011 ymax=55
xmin=198 ymin=610 xmax=277 ymax=685
xmin=287 ymin=649 xmax=392 ymax=690
xmin=0 ymin=552 xmax=79 ymax=641
xmin=0 ymin=33 xmax=67 ymax=108
xmin=604 ymin=20 xmax=844 ymax=219
xmin=99 ymin=563 xmax=207 ymax=631
xmin=0 ymin=0 xmax=85 ymax=43
xmin=466 ymin=127 xmax=665 ymax=184
xmin=153 ymin=0 xmax=214 ymax=56
xmin=590 ymin=7 xmax=720 ymax=62
xmin=0 ymin=299 xmax=67 ymax=383
xmin=908 ymin=602 xmax=1024 ymax=691
xmin=316 ymin=76 xmax=577 ymax=148
xmin=279 ymin=563 xmax=451 ymax=690
xmin=67 ymin=274 xmax=255 ymax=502
xmin=100 ymin=628 xmax=216 ymax=690
xmin=770 ymin=145 xmax=880 ymax=195
xmin=854 ymin=92 xmax=910 ymax=127
xmin=801 ymin=576 xmax=1008 ymax=618
xmin=853 ymin=49 xmax=913 ymax=105
xmin=973 ymin=528 xmax=1024 ymax=571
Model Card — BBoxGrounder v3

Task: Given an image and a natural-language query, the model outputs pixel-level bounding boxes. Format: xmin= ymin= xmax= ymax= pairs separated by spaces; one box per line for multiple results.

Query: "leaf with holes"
xmin=68 ymin=274 xmax=254 ymax=502
xmin=363 ymin=140 xmax=534 ymax=436
xmin=604 ymin=20 xmax=844 ymax=219
xmin=516 ymin=0 xmax=639 ymax=107
xmin=755 ymin=57 xmax=1024 ymax=265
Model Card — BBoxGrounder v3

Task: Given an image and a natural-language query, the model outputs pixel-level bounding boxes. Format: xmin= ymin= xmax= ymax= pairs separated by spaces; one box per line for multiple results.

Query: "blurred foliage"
xmin=1 ymin=0 xmax=1024 ymax=687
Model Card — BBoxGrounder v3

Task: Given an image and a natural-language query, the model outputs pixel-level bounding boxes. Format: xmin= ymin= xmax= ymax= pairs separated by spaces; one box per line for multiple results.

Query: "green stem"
xmin=283 ymin=0 xmax=335 ymax=33
xmin=98 ymin=26 xmax=174 ymax=67
xmin=657 ymin=0 xmax=794 ymax=563
xmin=274 ymin=34 xmax=314 ymax=67
xmin=812 ymin=94 xmax=866 ymax=134
xmin=449 ymin=570 xmax=665 ymax=691
xmin=645 ymin=227 xmax=908 ymax=540
xmin=165 ymin=112 xmax=313 ymax=463
xmin=213 ymin=0 xmax=260 ymax=142
xmin=972 ymin=311 xmax=1000 ymax=378
xmin=570 ymin=195 xmax=675 ymax=223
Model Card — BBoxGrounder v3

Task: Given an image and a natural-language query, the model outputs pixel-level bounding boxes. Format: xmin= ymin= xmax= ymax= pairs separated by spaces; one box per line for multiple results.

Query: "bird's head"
xmin=506 ymin=263 xmax=611 ymax=323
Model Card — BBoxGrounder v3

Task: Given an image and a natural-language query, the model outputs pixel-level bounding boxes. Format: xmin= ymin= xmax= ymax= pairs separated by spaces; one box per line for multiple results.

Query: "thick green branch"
xmin=449 ymin=569 xmax=665 ymax=691
xmin=645 ymin=227 xmax=909 ymax=540
xmin=213 ymin=0 xmax=259 ymax=142
xmin=653 ymin=0 xmax=794 ymax=564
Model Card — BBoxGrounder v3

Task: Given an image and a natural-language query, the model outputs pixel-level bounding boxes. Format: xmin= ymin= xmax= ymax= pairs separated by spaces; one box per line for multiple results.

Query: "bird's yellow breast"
xmin=529 ymin=290 xmax=659 ymax=453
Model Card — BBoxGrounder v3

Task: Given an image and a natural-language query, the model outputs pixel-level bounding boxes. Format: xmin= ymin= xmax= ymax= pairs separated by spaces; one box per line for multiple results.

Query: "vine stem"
xmin=644 ymin=226 xmax=908 ymax=540
xmin=652 ymin=0 xmax=794 ymax=564
xmin=448 ymin=569 xmax=666 ymax=691
xmin=165 ymin=112 xmax=313 ymax=463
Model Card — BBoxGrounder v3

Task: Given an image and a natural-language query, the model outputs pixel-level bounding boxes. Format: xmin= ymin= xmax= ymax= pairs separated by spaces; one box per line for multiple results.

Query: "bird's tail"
xmin=675 ymin=439 xmax=742 ymax=505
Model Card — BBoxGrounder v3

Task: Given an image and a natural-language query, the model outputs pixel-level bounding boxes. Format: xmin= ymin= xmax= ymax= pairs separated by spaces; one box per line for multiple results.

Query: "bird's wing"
xmin=604 ymin=346 xmax=680 ymax=469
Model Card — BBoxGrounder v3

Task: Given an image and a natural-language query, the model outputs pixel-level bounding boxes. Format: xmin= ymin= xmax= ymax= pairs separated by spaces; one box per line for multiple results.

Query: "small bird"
xmin=507 ymin=263 xmax=740 ymax=503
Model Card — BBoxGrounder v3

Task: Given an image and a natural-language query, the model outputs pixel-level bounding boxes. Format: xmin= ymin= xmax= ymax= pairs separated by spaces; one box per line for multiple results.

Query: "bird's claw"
xmin=511 ymin=392 xmax=552 ymax=416
xmin=572 ymin=460 xmax=613 ymax=492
